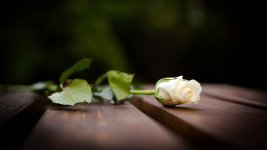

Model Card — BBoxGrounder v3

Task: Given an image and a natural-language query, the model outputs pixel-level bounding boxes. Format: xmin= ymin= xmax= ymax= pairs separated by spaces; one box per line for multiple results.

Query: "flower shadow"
xmin=167 ymin=106 xmax=203 ymax=113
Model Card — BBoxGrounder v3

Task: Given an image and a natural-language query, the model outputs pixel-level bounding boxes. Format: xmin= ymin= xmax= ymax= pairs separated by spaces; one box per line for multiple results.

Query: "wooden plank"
xmin=131 ymin=92 xmax=267 ymax=149
xmin=23 ymin=101 xmax=192 ymax=150
xmin=0 ymin=92 xmax=36 ymax=125
xmin=0 ymin=92 xmax=48 ymax=150
xmin=202 ymin=84 xmax=267 ymax=110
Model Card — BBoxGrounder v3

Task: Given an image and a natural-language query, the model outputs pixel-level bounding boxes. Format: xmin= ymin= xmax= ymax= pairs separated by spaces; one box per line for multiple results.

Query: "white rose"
xmin=154 ymin=76 xmax=202 ymax=106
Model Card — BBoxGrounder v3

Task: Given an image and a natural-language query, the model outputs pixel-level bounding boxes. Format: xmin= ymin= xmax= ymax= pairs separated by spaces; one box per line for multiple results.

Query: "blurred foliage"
xmin=0 ymin=0 xmax=265 ymax=90
xmin=0 ymin=0 xmax=208 ymax=83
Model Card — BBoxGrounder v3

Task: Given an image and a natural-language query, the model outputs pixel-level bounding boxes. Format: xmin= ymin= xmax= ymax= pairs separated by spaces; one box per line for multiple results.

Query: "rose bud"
xmin=154 ymin=76 xmax=202 ymax=106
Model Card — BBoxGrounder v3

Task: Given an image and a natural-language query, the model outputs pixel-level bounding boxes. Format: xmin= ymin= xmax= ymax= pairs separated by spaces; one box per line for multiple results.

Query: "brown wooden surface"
xmin=202 ymin=84 xmax=267 ymax=110
xmin=0 ymin=92 xmax=41 ymax=125
xmin=23 ymin=102 xmax=190 ymax=150
xmin=131 ymin=84 xmax=267 ymax=150
xmin=1 ymin=84 xmax=267 ymax=150
xmin=0 ymin=92 xmax=48 ymax=150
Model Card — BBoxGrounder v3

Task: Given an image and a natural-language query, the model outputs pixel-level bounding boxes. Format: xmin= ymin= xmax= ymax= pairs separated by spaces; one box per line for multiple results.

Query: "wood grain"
xmin=23 ymin=101 xmax=192 ymax=150
xmin=0 ymin=92 xmax=37 ymax=125
xmin=202 ymin=84 xmax=267 ymax=110
xmin=0 ymin=92 xmax=48 ymax=150
xmin=2 ymin=84 xmax=267 ymax=150
xmin=131 ymin=85 xmax=267 ymax=150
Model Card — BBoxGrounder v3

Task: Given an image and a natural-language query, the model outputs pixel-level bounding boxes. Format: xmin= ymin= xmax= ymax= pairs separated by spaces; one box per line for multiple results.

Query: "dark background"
xmin=0 ymin=0 xmax=266 ymax=90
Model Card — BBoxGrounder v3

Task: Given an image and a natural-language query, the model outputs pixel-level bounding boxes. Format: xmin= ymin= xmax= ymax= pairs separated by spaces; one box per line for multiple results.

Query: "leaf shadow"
xmin=49 ymin=101 xmax=115 ymax=112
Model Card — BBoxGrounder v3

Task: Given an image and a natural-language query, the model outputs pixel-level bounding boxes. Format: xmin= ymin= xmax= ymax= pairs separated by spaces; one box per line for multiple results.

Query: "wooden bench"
xmin=1 ymin=84 xmax=267 ymax=150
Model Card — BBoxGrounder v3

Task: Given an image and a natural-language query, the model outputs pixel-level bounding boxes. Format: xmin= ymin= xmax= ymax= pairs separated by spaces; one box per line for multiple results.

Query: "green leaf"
xmin=48 ymin=79 xmax=92 ymax=105
xmin=59 ymin=58 xmax=92 ymax=84
xmin=107 ymin=70 xmax=134 ymax=101
xmin=93 ymin=85 xmax=113 ymax=101
xmin=31 ymin=81 xmax=58 ymax=92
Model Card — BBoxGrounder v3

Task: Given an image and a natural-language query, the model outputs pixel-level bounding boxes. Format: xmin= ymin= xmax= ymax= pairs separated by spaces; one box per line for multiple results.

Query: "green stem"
xmin=130 ymin=89 xmax=155 ymax=95
xmin=94 ymin=73 xmax=107 ymax=85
